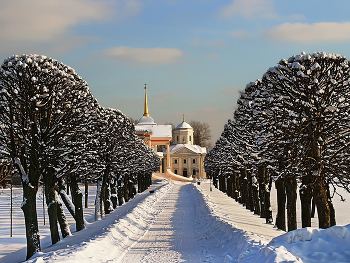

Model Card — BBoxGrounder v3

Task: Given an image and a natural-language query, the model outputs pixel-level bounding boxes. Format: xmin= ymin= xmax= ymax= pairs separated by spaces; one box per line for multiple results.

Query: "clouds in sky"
xmin=220 ymin=0 xmax=277 ymax=19
xmin=0 ymin=0 xmax=110 ymax=41
xmin=264 ymin=22 xmax=350 ymax=44
xmin=0 ymin=0 xmax=142 ymax=54
xmin=102 ymin=46 xmax=184 ymax=64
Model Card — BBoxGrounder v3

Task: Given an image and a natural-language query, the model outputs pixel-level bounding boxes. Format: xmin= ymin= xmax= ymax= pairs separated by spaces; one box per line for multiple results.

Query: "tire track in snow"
xmin=120 ymin=183 xmax=202 ymax=263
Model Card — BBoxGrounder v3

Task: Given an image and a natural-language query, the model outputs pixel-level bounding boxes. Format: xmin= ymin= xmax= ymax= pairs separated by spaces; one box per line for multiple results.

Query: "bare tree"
xmin=189 ymin=121 xmax=213 ymax=149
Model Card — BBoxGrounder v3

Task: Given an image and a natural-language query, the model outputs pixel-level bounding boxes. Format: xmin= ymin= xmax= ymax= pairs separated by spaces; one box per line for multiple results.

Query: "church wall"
xmin=169 ymin=153 xmax=206 ymax=179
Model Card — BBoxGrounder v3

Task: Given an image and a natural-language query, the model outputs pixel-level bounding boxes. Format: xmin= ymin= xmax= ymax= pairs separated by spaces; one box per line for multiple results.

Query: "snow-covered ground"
xmin=1 ymin=179 xmax=350 ymax=262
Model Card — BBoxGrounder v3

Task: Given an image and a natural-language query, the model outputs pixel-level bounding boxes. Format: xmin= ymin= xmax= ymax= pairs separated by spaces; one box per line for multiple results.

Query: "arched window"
xmin=177 ymin=136 xmax=179 ymax=142
xmin=189 ymin=136 xmax=192 ymax=141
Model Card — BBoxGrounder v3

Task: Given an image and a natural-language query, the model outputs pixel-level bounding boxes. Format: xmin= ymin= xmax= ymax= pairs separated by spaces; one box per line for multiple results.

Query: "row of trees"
xmin=0 ymin=54 xmax=160 ymax=260
xmin=205 ymin=52 xmax=350 ymax=232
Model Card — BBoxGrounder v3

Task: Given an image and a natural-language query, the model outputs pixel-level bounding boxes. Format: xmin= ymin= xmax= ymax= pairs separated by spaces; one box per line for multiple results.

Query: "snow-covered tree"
xmin=0 ymin=54 xmax=97 ymax=257
xmin=262 ymin=52 xmax=350 ymax=229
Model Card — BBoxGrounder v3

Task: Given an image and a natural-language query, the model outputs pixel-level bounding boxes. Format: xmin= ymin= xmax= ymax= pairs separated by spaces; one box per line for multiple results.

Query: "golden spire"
xmin=183 ymin=114 xmax=185 ymax=122
xmin=143 ymin=83 xmax=149 ymax=117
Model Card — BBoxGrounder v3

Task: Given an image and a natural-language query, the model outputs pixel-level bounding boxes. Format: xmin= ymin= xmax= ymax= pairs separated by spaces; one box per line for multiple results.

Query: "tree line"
xmin=0 ymin=54 xmax=160 ymax=260
xmin=205 ymin=52 xmax=350 ymax=232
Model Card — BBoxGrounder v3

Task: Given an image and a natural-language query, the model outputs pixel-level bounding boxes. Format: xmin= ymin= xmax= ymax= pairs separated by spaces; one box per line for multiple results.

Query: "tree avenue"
xmin=205 ymin=52 xmax=350 ymax=231
xmin=0 ymin=54 xmax=160 ymax=260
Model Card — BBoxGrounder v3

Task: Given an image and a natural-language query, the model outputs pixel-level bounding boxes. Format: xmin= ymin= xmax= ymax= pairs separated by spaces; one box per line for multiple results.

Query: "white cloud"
xmin=103 ymin=46 xmax=184 ymax=64
xmin=220 ymin=0 xmax=277 ymax=19
xmin=264 ymin=22 xmax=350 ymax=44
xmin=0 ymin=0 xmax=142 ymax=54
xmin=0 ymin=0 xmax=113 ymax=42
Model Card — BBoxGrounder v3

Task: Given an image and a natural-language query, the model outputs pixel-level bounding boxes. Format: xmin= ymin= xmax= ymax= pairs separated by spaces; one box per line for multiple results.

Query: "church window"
xmin=193 ymin=159 xmax=195 ymax=164
xmin=184 ymin=159 xmax=186 ymax=164
xmin=189 ymin=136 xmax=192 ymax=141
xmin=193 ymin=169 xmax=196 ymax=175
xmin=174 ymin=169 xmax=178 ymax=174
xmin=174 ymin=159 xmax=178 ymax=164
xmin=183 ymin=136 xmax=185 ymax=142
xmin=177 ymin=136 xmax=179 ymax=142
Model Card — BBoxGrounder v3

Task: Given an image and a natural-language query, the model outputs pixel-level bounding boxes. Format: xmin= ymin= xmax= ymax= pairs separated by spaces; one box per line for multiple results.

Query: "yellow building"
xmin=134 ymin=84 xmax=206 ymax=179
xmin=164 ymin=116 xmax=207 ymax=179
xmin=134 ymin=84 xmax=172 ymax=171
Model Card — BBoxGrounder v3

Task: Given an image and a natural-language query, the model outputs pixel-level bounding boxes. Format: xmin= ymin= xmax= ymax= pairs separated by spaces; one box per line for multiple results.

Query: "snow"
xmin=152 ymin=125 xmax=172 ymax=138
xmin=175 ymin=121 xmax=193 ymax=130
xmin=167 ymin=144 xmax=207 ymax=154
xmin=1 ymin=179 xmax=350 ymax=263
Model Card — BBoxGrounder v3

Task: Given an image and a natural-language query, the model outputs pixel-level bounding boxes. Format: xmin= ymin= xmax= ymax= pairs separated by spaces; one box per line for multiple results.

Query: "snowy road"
xmin=119 ymin=184 xmax=201 ymax=263
xmin=9 ymin=179 xmax=350 ymax=263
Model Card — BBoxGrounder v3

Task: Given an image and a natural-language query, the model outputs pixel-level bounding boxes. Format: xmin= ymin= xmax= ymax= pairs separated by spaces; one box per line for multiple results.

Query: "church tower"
xmin=173 ymin=115 xmax=194 ymax=145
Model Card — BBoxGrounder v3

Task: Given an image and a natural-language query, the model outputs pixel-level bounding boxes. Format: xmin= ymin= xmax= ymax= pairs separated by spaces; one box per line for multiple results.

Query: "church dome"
xmin=176 ymin=121 xmax=192 ymax=130
xmin=138 ymin=115 xmax=156 ymax=125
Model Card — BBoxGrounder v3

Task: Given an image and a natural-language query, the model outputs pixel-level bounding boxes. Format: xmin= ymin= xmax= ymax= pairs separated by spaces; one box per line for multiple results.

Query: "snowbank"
xmin=195 ymin=180 xmax=350 ymax=263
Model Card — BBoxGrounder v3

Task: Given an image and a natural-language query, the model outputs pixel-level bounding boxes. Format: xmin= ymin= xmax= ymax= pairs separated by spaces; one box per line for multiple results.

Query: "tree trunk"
xmin=110 ymin=179 xmax=118 ymax=209
xmin=104 ymin=183 xmax=113 ymax=214
xmin=14 ymin=156 xmax=41 ymax=260
xmin=213 ymin=172 xmax=218 ymax=189
xmin=70 ymin=175 xmax=85 ymax=231
xmin=57 ymin=177 xmax=76 ymax=219
xmin=21 ymin=179 xmax=41 ymax=260
xmin=265 ymin=176 xmax=273 ymax=224
xmin=100 ymin=163 xmax=110 ymax=217
xmin=247 ymin=171 xmax=254 ymax=212
xmin=252 ymin=175 xmax=260 ymax=215
xmin=300 ymin=175 xmax=312 ymax=228
xmin=56 ymin=199 xmax=71 ymax=238
xmin=258 ymin=166 xmax=266 ymax=218
xmin=313 ymin=175 xmax=331 ymax=229
xmin=275 ymin=177 xmax=286 ymax=231
xmin=128 ymin=177 xmax=135 ymax=199
xmin=117 ymin=178 xmax=124 ymax=206
xmin=85 ymin=174 xmax=89 ymax=209
xmin=326 ymin=183 xmax=336 ymax=227
xmin=232 ymin=172 xmax=237 ymax=200
xmin=234 ymin=172 xmax=239 ymax=202
xmin=285 ymin=175 xmax=297 ymax=231
xmin=94 ymin=178 xmax=103 ymax=221
xmin=124 ymin=174 xmax=129 ymax=202
xmin=227 ymin=174 xmax=233 ymax=198
xmin=311 ymin=196 xmax=316 ymax=218
xmin=240 ymin=168 xmax=247 ymax=206
xmin=43 ymin=169 xmax=60 ymax=245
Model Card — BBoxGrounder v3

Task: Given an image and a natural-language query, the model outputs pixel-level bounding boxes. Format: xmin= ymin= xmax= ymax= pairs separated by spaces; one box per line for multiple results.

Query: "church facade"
xmin=134 ymin=84 xmax=206 ymax=179
xmin=164 ymin=116 xmax=207 ymax=179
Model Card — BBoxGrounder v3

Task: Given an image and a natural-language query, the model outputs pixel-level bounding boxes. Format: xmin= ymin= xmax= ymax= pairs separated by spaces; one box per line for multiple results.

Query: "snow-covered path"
xmin=4 ymin=179 xmax=350 ymax=263
xmin=120 ymin=184 xmax=201 ymax=263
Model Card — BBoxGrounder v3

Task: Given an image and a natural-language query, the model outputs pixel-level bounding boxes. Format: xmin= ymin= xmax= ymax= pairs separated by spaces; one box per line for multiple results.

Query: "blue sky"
xmin=1 ymin=0 xmax=350 ymax=143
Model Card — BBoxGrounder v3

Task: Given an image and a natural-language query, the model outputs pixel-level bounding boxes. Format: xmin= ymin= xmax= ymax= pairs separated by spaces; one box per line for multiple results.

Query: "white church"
xmin=134 ymin=85 xmax=207 ymax=179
